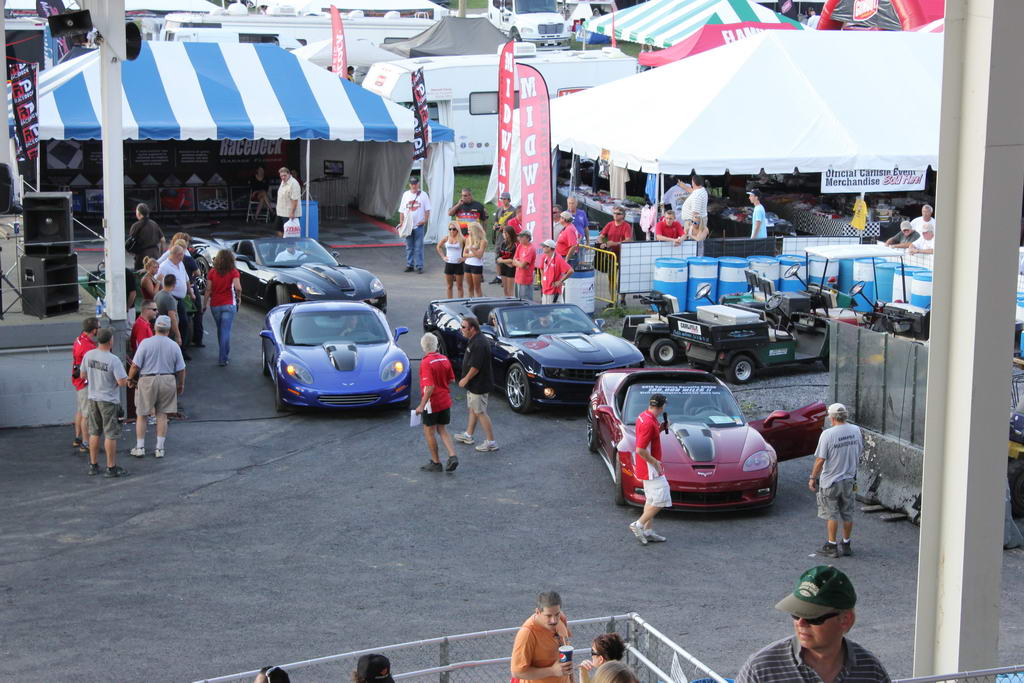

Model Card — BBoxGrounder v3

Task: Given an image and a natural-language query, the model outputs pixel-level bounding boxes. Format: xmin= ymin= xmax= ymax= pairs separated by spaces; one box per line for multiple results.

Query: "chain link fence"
xmin=895 ymin=666 xmax=1024 ymax=683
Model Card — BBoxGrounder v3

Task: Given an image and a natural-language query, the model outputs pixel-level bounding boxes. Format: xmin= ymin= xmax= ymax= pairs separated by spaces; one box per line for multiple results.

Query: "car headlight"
xmin=369 ymin=278 xmax=385 ymax=294
xmin=380 ymin=359 xmax=405 ymax=381
xmin=742 ymin=449 xmax=774 ymax=472
xmin=522 ymin=26 xmax=536 ymax=35
xmin=296 ymin=282 xmax=325 ymax=296
xmin=284 ymin=362 xmax=314 ymax=384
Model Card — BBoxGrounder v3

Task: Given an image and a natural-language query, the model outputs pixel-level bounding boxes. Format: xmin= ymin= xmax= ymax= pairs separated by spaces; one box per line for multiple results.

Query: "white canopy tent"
xmin=489 ymin=31 xmax=941 ymax=201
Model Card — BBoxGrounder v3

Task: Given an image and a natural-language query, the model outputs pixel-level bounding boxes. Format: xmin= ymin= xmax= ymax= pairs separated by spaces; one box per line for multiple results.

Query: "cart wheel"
xmin=726 ymin=354 xmax=755 ymax=384
xmin=649 ymin=338 xmax=680 ymax=366
xmin=1009 ymin=458 xmax=1024 ymax=518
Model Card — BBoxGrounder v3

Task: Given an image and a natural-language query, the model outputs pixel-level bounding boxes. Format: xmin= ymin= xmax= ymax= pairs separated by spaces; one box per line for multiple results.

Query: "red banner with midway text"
xmin=496 ymin=41 xmax=516 ymax=202
xmin=330 ymin=5 xmax=348 ymax=77
xmin=517 ymin=64 xmax=552 ymax=245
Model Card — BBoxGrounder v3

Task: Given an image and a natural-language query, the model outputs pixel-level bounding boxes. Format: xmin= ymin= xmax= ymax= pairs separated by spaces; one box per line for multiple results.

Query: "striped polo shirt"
xmin=736 ymin=636 xmax=891 ymax=682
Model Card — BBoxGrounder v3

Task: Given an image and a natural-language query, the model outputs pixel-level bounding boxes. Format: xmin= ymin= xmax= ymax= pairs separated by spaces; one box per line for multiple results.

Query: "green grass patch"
xmin=388 ymin=170 xmax=495 ymax=227
xmin=597 ymin=305 xmax=646 ymax=336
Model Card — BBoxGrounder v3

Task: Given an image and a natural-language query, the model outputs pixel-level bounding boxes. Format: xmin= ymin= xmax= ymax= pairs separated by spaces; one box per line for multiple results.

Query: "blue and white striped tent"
xmin=20 ymin=41 xmax=453 ymax=144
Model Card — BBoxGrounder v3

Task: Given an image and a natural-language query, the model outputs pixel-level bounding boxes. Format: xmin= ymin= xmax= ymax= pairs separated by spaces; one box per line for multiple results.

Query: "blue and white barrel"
xmin=652 ymin=258 xmax=688 ymax=311
xmin=852 ymin=257 xmax=884 ymax=311
xmin=837 ymin=258 xmax=856 ymax=293
xmin=687 ymin=257 xmax=719 ymax=311
xmin=891 ymin=265 xmax=927 ymax=303
xmin=747 ymin=255 xmax=780 ymax=289
xmin=778 ymin=254 xmax=806 ymax=292
xmin=874 ymin=262 xmax=901 ymax=303
xmin=910 ymin=270 xmax=933 ymax=309
xmin=717 ymin=257 xmax=750 ymax=298
xmin=808 ymin=256 xmax=840 ymax=287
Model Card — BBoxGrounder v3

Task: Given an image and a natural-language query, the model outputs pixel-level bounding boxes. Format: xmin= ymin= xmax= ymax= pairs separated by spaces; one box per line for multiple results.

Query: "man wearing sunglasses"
xmin=736 ymin=566 xmax=891 ymax=682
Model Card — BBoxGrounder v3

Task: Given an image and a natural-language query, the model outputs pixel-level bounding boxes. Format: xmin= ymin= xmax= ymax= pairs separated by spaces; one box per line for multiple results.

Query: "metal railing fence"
xmin=895 ymin=665 xmax=1024 ymax=682
xmin=577 ymin=244 xmax=618 ymax=307
xmin=195 ymin=613 xmax=728 ymax=683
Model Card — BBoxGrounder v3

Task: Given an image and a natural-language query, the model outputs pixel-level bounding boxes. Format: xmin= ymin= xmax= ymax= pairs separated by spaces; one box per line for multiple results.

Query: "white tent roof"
xmin=292 ymin=37 xmax=401 ymax=69
xmin=548 ymin=30 xmax=941 ymax=175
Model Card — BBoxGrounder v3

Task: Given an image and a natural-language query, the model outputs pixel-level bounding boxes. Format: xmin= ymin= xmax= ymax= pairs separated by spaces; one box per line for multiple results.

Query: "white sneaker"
xmin=475 ymin=440 xmax=499 ymax=452
xmin=645 ymin=530 xmax=667 ymax=543
xmin=453 ymin=432 xmax=475 ymax=444
xmin=629 ymin=522 xmax=648 ymax=545
xmin=154 ymin=448 xmax=165 ymax=459
xmin=130 ymin=447 xmax=145 ymax=458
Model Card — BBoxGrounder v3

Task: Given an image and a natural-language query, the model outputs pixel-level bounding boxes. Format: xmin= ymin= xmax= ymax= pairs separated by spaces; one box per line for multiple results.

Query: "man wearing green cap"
xmin=736 ymin=566 xmax=890 ymax=682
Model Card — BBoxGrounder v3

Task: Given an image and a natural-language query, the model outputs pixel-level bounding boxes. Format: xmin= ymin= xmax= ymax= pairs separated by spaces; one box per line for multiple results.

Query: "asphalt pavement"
xmin=2 ymin=244 xmax=1022 ymax=682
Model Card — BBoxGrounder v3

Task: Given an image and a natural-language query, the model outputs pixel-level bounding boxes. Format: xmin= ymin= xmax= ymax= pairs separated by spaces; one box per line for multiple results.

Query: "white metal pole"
xmin=0 ymin=2 xmax=12 ymax=172
xmin=304 ymin=138 xmax=310 ymax=238
xmin=913 ymin=0 xmax=1024 ymax=674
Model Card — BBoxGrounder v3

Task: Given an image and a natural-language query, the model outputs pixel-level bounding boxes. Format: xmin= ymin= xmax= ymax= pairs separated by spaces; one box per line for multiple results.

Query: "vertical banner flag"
xmin=610 ymin=0 xmax=618 ymax=48
xmin=36 ymin=0 xmax=70 ymax=63
xmin=330 ymin=5 xmax=348 ymax=78
xmin=496 ymin=41 xmax=516 ymax=202
xmin=410 ymin=68 xmax=430 ymax=161
xmin=517 ymin=64 xmax=552 ymax=245
xmin=9 ymin=62 xmax=40 ymax=178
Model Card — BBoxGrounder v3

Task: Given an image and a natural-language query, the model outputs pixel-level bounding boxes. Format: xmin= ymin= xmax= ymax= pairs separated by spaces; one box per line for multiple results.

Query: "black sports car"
xmin=423 ymin=297 xmax=645 ymax=413
xmin=193 ymin=237 xmax=387 ymax=311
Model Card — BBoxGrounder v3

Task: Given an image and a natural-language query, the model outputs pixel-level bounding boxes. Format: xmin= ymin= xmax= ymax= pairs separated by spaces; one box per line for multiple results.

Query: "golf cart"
xmin=621 ymin=290 xmax=686 ymax=365
xmin=1007 ymin=375 xmax=1024 ymax=516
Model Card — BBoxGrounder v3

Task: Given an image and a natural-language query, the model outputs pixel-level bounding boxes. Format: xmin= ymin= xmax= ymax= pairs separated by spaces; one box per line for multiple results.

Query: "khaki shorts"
xmin=466 ymin=391 xmax=489 ymax=414
xmin=87 ymin=399 xmax=120 ymax=440
xmin=817 ymin=479 xmax=856 ymax=522
xmin=75 ymin=388 xmax=89 ymax=414
xmin=136 ymin=374 xmax=177 ymax=416
xmin=642 ymin=475 xmax=672 ymax=508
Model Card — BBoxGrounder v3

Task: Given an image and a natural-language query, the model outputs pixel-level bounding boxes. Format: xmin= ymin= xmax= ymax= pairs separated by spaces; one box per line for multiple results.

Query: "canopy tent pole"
xmin=304 ymin=139 xmax=311 ymax=238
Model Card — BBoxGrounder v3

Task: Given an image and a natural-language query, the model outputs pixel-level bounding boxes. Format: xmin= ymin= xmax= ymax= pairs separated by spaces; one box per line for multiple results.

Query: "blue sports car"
xmin=260 ymin=301 xmax=411 ymax=411
xmin=423 ymin=298 xmax=644 ymax=413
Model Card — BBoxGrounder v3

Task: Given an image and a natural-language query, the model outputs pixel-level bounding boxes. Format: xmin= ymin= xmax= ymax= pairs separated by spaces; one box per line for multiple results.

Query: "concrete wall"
xmin=856 ymin=426 xmax=924 ymax=523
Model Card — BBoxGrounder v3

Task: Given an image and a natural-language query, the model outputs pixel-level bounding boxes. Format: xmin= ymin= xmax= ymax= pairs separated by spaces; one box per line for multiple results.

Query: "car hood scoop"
xmin=323 ymin=342 xmax=357 ymax=372
xmin=302 ymin=264 xmax=353 ymax=290
xmin=538 ymin=334 xmax=613 ymax=363
xmin=671 ymin=422 xmax=715 ymax=462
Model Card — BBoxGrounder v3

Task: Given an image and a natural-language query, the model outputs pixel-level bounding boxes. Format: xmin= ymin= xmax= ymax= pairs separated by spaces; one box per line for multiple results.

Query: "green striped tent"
xmin=583 ymin=0 xmax=803 ymax=48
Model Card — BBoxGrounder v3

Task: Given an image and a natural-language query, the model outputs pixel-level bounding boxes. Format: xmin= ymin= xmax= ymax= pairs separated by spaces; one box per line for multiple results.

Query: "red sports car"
xmin=587 ymin=368 xmax=826 ymax=511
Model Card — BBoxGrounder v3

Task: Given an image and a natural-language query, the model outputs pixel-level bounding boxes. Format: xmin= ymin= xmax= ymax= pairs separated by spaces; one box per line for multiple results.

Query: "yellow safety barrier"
xmin=577 ymin=244 xmax=619 ymax=306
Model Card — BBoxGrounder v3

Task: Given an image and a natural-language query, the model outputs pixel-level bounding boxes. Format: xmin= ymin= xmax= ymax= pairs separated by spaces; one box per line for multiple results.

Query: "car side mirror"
xmin=259 ymin=330 xmax=273 ymax=340
xmin=480 ymin=324 xmax=497 ymax=337
xmin=332 ymin=249 xmax=341 ymax=261
xmin=393 ymin=326 xmax=409 ymax=341
xmin=594 ymin=318 xmax=605 ymax=329
xmin=763 ymin=409 xmax=790 ymax=428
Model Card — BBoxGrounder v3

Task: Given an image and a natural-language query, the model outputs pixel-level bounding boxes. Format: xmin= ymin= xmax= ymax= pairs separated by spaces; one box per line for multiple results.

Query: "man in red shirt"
xmin=512 ymin=230 xmax=537 ymax=301
xmin=555 ymin=212 xmax=580 ymax=266
xmin=598 ymin=207 xmax=632 ymax=256
xmin=71 ymin=317 xmax=99 ymax=451
xmin=416 ymin=332 xmax=458 ymax=473
xmin=540 ymin=240 xmax=574 ymax=305
xmin=654 ymin=208 xmax=686 ymax=246
xmin=130 ymin=301 xmax=157 ymax=355
xmin=630 ymin=393 xmax=671 ymax=545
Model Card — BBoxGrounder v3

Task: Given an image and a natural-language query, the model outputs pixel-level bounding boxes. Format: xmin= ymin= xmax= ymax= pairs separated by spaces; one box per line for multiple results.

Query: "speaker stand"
xmin=0 ymin=246 xmax=23 ymax=320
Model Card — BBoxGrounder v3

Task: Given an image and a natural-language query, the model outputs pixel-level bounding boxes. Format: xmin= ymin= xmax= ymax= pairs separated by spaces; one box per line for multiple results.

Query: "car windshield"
xmin=285 ymin=310 xmax=388 ymax=346
xmin=621 ymin=382 xmax=745 ymax=427
xmin=257 ymin=238 xmax=336 ymax=267
xmin=498 ymin=305 xmax=598 ymax=337
xmin=516 ymin=0 xmax=556 ymax=12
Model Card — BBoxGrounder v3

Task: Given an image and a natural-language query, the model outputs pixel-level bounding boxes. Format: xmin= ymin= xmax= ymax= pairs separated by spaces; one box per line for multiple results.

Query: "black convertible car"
xmin=423 ymin=297 xmax=645 ymax=413
xmin=193 ymin=237 xmax=387 ymax=311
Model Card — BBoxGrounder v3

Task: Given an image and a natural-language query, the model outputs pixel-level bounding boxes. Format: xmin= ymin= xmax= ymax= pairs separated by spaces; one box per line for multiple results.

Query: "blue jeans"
xmin=405 ymin=224 xmax=425 ymax=270
xmin=210 ymin=305 xmax=236 ymax=364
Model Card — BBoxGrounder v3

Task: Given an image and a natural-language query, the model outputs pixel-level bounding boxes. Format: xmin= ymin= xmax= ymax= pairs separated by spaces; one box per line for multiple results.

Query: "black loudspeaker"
xmin=47 ymin=10 xmax=93 ymax=39
xmin=20 ymin=253 xmax=79 ymax=318
xmin=23 ymin=192 xmax=73 ymax=255
xmin=126 ymin=22 xmax=142 ymax=61
xmin=0 ymin=163 xmax=16 ymax=215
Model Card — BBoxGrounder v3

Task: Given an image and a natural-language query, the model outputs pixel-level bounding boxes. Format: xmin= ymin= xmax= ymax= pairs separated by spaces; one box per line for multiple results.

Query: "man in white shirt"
xmin=156 ymin=246 xmax=192 ymax=359
xmin=909 ymin=204 xmax=936 ymax=236
xmin=275 ymin=244 xmax=302 ymax=262
xmin=275 ymin=167 xmax=302 ymax=235
xmin=805 ymin=7 xmax=820 ymax=28
xmin=681 ymin=174 xmax=709 ymax=241
xmin=398 ymin=176 xmax=431 ymax=274
xmin=908 ymin=224 xmax=935 ymax=256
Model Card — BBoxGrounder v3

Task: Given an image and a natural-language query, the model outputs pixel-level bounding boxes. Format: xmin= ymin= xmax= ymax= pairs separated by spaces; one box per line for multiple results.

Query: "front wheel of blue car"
xmin=505 ymin=362 xmax=534 ymax=414
xmin=262 ymin=344 xmax=271 ymax=377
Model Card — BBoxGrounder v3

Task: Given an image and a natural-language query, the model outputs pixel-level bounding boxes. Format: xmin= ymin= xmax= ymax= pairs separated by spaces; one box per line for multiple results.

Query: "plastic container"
xmin=852 ymin=257 xmax=885 ymax=311
xmin=747 ymin=255 xmax=780 ymax=289
xmin=891 ymin=265 xmax=928 ymax=303
xmin=717 ymin=256 xmax=749 ymax=298
xmin=910 ymin=270 xmax=933 ymax=309
xmin=778 ymin=254 xmax=806 ymax=292
xmin=874 ymin=262 xmax=901 ymax=303
xmin=652 ymin=258 xmax=689 ymax=309
xmin=563 ymin=267 xmax=595 ymax=315
xmin=837 ymin=258 xmax=856 ymax=293
xmin=807 ymin=256 xmax=840 ymax=288
xmin=300 ymin=199 xmax=319 ymax=240
xmin=686 ymin=256 xmax=719 ymax=311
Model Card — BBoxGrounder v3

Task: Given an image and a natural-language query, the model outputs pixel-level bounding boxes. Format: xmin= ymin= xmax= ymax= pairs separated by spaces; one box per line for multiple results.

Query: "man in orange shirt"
xmin=511 ymin=591 xmax=573 ymax=683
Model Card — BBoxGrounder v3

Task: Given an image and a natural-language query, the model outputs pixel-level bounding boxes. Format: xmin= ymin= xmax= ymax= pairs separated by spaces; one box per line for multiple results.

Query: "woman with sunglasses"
xmin=139 ymin=256 xmax=160 ymax=302
xmin=463 ymin=221 xmax=487 ymax=298
xmin=495 ymin=224 xmax=519 ymax=297
xmin=436 ymin=222 xmax=465 ymax=299
xmin=579 ymin=632 xmax=625 ymax=683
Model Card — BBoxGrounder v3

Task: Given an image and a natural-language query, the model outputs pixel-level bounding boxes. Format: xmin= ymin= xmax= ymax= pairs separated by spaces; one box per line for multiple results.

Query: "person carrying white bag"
xmin=275 ymin=167 xmax=302 ymax=236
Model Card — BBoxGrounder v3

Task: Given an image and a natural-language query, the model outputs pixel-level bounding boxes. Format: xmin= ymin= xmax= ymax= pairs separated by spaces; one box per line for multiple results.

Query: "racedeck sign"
xmin=821 ymin=167 xmax=927 ymax=193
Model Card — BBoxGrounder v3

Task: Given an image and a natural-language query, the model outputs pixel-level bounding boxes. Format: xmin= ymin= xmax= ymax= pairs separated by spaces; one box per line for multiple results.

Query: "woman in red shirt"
xmin=204 ymin=249 xmax=242 ymax=366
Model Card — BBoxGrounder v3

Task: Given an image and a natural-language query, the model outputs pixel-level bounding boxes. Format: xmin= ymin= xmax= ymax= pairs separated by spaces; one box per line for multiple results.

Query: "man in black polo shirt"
xmin=736 ymin=566 xmax=891 ymax=682
xmin=453 ymin=316 xmax=499 ymax=452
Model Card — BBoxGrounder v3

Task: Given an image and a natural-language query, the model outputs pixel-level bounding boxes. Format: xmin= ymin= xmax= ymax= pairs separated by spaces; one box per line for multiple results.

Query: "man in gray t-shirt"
xmin=809 ymin=403 xmax=863 ymax=558
xmin=128 ymin=316 xmax=186 ymax=460
xmin=154 ymin=275 xmax=182 ymax=344
xmin=81 ymin=328 xmax=129 ymax=478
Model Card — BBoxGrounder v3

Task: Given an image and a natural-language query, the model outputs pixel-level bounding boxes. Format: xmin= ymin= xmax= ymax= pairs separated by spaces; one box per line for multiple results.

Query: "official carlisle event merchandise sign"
xmin=496 ymin=41 xmax=515 ymax=204
xmin=517 ymin=64 xmax=553 ymax=246
xmin=410 ymin=68 xmax=430 ymax=161
xmin=9 ymin=62 xmax=40 ymax=176
xmin=820 ymin=167 xmax=926 ymax=194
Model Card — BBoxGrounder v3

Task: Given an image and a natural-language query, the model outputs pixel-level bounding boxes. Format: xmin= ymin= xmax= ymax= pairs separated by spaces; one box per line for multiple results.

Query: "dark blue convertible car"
xmin=423 ymin=297 xmax=644 ymax=413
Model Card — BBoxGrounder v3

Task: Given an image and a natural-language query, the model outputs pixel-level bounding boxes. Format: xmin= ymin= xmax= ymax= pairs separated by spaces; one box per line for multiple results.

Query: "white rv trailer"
xmin=363 ymin=44 xmax=637 ymax=167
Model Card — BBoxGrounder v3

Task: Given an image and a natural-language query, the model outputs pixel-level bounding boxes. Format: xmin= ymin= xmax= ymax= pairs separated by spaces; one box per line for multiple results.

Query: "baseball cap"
xmin=500 ymin=191 xmax=511 ymax=200
xmin=519 ymin=229 xmax=531 ymax=239
xmin=560 ymin=211 xmax=573 ymax=221
xmin=408 ymin=176 xmax=420 ymax=184
xmin=747 ymin=188 xmax=762 ymax=198
xmin=356 ymin=654 xmax=395 ymax=683
xmin=155 ymin=315 xmax=172 ymax=329
xmin=541 ymin=239 xmax=556 ymax=249
xmin=900 ymin=220 xmax=913 ymax=231
xmin=649 ymin=393 xmax=667 ymax=407
xmin=827 ymin=402 xmax=848 ymax=417
xmin=922 ymin=223 xmax=935 ymax=233
xmin=775 ymin=566 xmax=857 ymax=619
